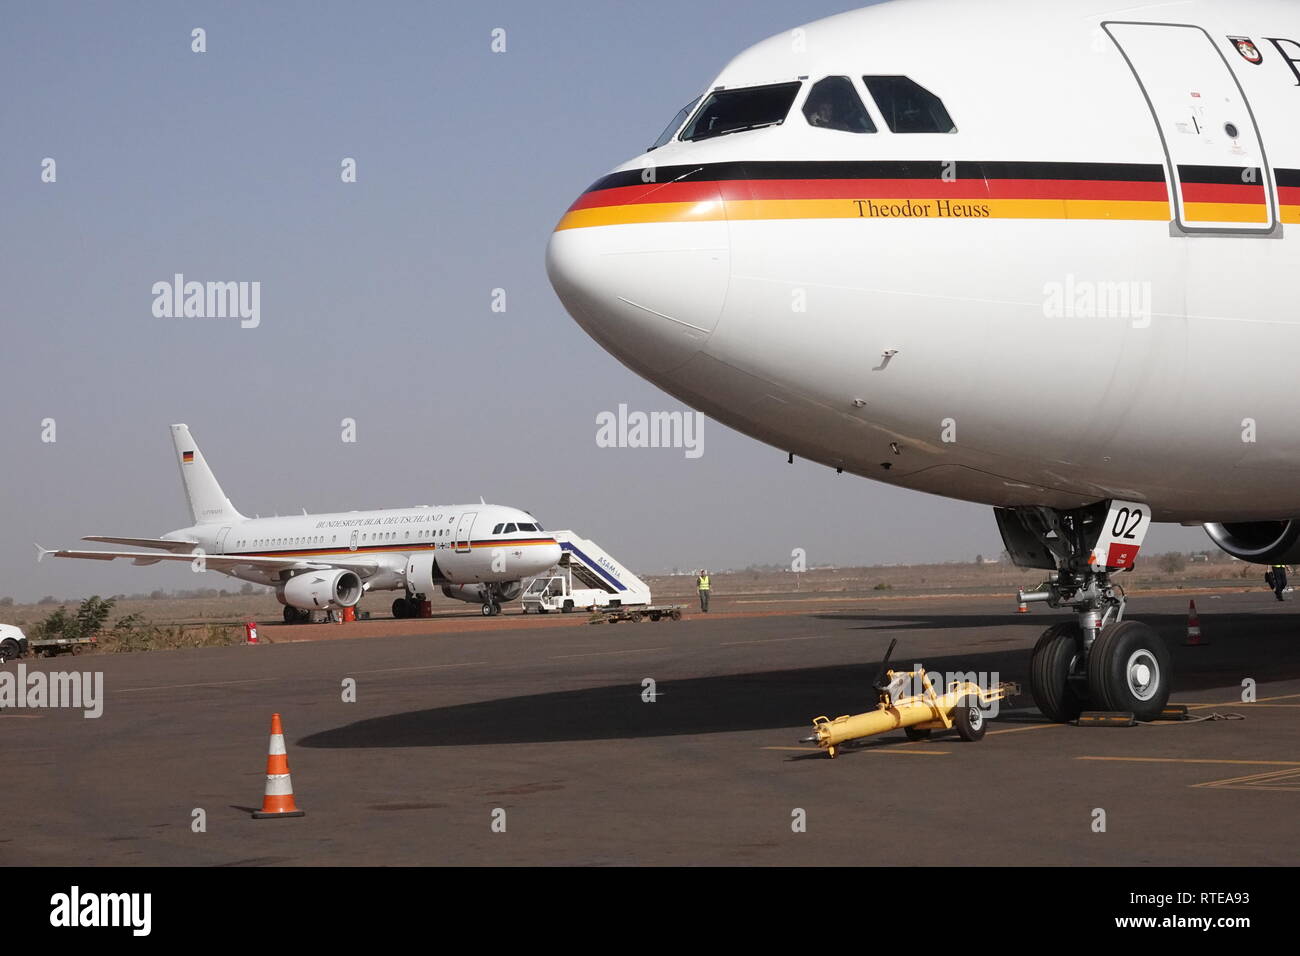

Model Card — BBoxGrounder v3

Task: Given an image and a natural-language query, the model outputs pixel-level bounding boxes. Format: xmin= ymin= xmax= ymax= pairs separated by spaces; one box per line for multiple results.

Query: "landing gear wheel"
xmin=284 ymin=606 xmax=307 ymax=625
xmin=392 ymin=598 xmax=409 ymax=619
xmin=1087 ymin=620 xmax=1171 ymax=721
xmin=952 ymin=697 xmax=987 ymax=741
xmin=1030 ymin=622 xmax=1086 ymax=723
xmin=492 ymin=602 xmax=502 ymax=616
xmin=904 ymin=726 xmax=931 ymax=741
xmin=480 ymin=603 xmax=494 ymax=617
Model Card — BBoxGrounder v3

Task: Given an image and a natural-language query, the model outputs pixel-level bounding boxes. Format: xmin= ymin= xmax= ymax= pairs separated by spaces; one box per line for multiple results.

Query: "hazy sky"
xmin=0 ymin=1 xmax=1213 ymax=601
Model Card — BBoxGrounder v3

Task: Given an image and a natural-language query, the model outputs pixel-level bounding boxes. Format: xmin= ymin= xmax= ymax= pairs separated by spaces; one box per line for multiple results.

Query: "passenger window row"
xmin=239 ymin=528 xmax=461 ymax=551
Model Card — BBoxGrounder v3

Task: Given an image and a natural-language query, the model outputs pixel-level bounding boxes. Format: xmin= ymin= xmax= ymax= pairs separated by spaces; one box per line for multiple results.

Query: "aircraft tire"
xmin=1087 ymin=620 xmax=1171 ymax=721
xmin=1030 ymin=622 xmax=1086 ymax=723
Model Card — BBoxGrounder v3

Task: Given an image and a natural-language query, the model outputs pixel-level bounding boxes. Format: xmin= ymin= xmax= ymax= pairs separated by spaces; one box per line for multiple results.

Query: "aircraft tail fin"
xmin=169 ymin=424 xmax=246 ymax=525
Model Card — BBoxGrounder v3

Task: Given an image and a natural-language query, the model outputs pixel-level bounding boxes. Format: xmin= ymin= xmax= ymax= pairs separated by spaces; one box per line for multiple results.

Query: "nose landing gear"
xmin=999 ymin=500 xmax=1172 ymax=722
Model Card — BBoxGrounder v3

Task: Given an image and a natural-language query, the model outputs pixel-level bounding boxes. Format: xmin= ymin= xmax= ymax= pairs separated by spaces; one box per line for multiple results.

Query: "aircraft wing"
xmin=81 ymin=536 xmax=200 ymax=552
xmin=37 ymin=546 xmax=379 ymax=576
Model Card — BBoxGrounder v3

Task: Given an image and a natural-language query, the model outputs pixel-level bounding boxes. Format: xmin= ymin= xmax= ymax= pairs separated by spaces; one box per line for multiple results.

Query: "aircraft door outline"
xmin=1104 ymin=21 xmax=1279 ymax=236
xmin=454 ymin=511 xmax=477 ymax=553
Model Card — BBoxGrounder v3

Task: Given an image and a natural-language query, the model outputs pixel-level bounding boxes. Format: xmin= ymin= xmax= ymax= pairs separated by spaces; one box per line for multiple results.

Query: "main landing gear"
xmin=997 ymin=501 xmax=1172 ymax=722
xmin=392 ymin=595 xmax=423 ymax=619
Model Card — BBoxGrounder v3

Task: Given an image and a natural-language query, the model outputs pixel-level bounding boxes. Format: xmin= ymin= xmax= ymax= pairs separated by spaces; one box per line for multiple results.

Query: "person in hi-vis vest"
xmin=696 ymin=570 xmax=711 ymax=613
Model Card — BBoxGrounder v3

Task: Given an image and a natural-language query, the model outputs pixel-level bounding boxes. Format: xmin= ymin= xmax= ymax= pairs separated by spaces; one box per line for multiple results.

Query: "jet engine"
xmin=278 ymin=569 xmax=363 ymax=609
xmin=1205 ymin=520 xmax=1300 ymax=564
xmin=441 ymin=580 xmax=522 ymax=604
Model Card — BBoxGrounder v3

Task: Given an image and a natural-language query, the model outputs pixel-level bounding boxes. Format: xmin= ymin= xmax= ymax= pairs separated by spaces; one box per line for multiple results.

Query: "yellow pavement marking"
xmin=762 ymin=746 xmax=950 ymax=755
xmin=354 ymin=661 xmax=488 ymax=675
xmin=1183 ymin=692 xmax=1300 ymax=710
xmin=118 ymin=659 xmax=493 ymax=690
xmin=550 ymin=647 xmax=667 ymax=659
xmin=1077 ymin=756 xmax=1300 ymax=766
xmin=0 ymin=713 xmax=44 ymax=719
xmin=987 ymin=722 xmax=1060 ymax=736
xmin=720 ymin=635 xmax=829 ymax=647
xmin=118 ymin=676 xmax=284 ymax=693
xmin=1194 ymin=768 xmax=1300 ymax=791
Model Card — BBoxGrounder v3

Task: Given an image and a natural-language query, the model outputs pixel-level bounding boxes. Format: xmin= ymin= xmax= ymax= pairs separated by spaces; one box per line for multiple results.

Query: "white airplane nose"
xmin=538 ymin=542 xmax=562 ymax=571
xmin=546 ymin=183 xmax=730 ymax=374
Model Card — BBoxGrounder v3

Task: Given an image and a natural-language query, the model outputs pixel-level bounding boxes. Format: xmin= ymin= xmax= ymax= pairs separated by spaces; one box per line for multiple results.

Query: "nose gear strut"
xmin=996 ymin=500 xmax=1172 ymax=722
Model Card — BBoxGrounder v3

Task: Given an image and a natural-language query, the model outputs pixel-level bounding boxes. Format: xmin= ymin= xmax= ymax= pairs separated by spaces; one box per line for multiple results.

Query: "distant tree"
xmin=975 ymin=554 xmax=984 ymax=565
xmin=1157 ymin=552 xmax=1187 ymax=573
xmin=37 ymin=595 xmax=58 ymax=605
xmin=239 ymin=583 xmax=255 ymax=595
xmin=149 ymin=590 xmax=166 ymax=600
xmin=0 ymin=596 xmax=13 ymax=607
xmin=31 ymin=595 xmax=116 ymax=642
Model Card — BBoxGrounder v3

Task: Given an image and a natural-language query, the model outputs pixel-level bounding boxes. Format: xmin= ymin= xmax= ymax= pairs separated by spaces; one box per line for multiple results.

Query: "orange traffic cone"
xmin=252 ymin=713 xmax=305 ymax=818
xmin=1016 ymin=599 xmax=1029 ymax=614
xmin=1185 ymin=599 xmax=1207 ymax=647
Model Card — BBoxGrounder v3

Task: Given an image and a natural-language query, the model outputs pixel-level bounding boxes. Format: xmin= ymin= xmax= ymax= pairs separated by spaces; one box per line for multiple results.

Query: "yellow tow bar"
xmin=803 ymin=640 xmax=1018 ymax=757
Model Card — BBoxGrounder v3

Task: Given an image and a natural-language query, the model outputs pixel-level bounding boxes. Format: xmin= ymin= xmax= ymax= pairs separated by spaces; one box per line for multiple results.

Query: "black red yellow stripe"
xmin=555 ymin=160 xmax=1300 ymax=229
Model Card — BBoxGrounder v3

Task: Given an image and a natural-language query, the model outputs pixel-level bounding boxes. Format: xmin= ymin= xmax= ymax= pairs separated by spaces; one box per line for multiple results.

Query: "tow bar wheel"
xmin=953 ymin=698 xmax=986 ymax=741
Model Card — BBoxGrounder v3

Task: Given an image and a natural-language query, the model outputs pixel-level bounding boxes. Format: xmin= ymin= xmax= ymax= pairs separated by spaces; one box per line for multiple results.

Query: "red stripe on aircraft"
xmin=570 ymin=178 xmax=1169 ymax=210
xmin=1179 ymin=182 xmax=1267 ymax=204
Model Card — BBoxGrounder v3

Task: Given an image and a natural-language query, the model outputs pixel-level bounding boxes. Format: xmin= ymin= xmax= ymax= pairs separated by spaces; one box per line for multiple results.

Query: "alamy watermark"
xmin=596 ymin=403 xmax=704 ymax=459
xmin=0 ymin=664 xmax=103 ymax=718
xmin=152 ymin=274 xmax=260 ymax=328
xmin=1043 ymin=273 xmax=1151 ymax=328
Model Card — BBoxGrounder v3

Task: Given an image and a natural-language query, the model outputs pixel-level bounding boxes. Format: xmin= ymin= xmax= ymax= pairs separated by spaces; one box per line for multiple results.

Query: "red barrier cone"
xmin=244 ymin=622 xmax=259 ymax=644
xmin=252 ymin=713 xmax=305 ymax=819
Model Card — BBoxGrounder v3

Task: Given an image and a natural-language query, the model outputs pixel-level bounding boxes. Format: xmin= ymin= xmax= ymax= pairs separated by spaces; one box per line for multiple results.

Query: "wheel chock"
xmin=1153 ymin=704 xmax=1189 ymax=721
xmin=1075 ymin=711 xmax=1136 ymax=727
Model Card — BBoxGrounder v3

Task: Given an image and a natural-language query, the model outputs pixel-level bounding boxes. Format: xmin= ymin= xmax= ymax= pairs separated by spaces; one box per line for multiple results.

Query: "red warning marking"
xmin=1106 ymin=543 xmax=1140 ymax=568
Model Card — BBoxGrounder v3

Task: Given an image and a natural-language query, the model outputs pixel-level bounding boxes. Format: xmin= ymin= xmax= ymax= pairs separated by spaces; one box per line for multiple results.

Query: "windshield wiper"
xmin=690 ymin=120 xmax=781 ymax=142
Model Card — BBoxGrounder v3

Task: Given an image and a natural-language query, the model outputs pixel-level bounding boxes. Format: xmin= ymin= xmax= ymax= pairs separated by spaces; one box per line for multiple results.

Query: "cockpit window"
xmin=517 ymin=522 xmax=537 ymax=532
xmin=803 ymin=76 xmax=876 ymax=133
xmin=503 ymin=523 xmax=517 ymax=533
xmin=861 ymin=76 xmax=956 ymax=133
xmin=649 ymin=96 xmax=701 ymax=150
xmin=492 ymin=523 xmax=503 ymax=534
xmin=681 ymin=82 xmax=802 ymax=142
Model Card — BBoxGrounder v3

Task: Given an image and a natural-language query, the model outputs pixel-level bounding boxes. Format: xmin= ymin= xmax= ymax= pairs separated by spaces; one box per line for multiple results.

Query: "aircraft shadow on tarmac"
xmin=298 ymin=616 xmax=1299 ymax=749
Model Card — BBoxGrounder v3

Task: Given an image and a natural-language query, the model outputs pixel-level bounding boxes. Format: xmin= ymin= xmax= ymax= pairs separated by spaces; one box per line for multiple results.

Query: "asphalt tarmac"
xmin=5 ymin=589 xmax=1296 ymax=865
